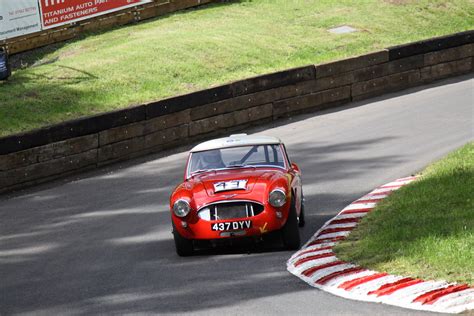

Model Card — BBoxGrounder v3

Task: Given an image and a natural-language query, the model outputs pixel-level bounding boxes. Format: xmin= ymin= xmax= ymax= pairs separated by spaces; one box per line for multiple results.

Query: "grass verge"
xmin=334 ymin=142 xmax=474 ymax=284
xmin=0 ymin=0 xmax=473 ymax=137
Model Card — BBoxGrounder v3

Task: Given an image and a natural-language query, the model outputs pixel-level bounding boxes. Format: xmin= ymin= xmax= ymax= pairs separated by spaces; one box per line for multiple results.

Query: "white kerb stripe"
xmin=357 ymin=194 xmax=389 ymax=200
xmin=323 ymin=270 xmax=377 ymax=288
xmin=288 ymin=246 xmax=333 ymax=261
xmin=349 ymin=275 xmax=404 ymax=295
xmin=288 ymin=249 xmax=333 ymax=265
xmin=316 ymin=231 xmax=350 ymax=240
xmin=370 ymin=187 xmax=400 ymax=194
xmin=306 ymin=263 xmax=356 ymax=283
xmin=305 ymin=240 xmax=339 ymax=248
xmin=333 ymin=213 xmax=367 ymax=220
xmin=301 ymin=241 xmax=337 ymax=249
xmin=387 ymin=281 xmax=449 ymax=302
xmin=290 ymin=257 xmax=339 ymax=275
xmin=342 ymin=203 xmax=376 ymax=211
xmin=323 ymin=222 xmax=358 ymax=229
xmin=447 ymin=302 xmax=474 ymax=313
xmin=433 ymin=289 xmax=474 ymax=308
xmin=348 ymin=202 xmax=377 ymax=208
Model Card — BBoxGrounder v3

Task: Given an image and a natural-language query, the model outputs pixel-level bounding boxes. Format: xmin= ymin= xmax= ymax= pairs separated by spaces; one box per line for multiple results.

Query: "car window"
xmin=189 ymin=144 xmax=285 ymax=176
xmin=268 ymin=144 xmax=284 ymax=165
xmin=222 ymin=146 xmax=266 ymax=165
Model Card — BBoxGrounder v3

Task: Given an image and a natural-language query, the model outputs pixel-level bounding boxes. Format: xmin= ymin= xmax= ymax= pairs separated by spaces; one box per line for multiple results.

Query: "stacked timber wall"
xmin=1 ymin=0 xmax=218 ymax=55
xmin=0 ymin=31 xmax=473 ymax=193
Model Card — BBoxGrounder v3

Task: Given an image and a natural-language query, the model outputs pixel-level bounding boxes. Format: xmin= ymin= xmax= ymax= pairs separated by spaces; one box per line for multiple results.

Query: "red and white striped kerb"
xmin=287 ymin=176 xmax=473 ymax=314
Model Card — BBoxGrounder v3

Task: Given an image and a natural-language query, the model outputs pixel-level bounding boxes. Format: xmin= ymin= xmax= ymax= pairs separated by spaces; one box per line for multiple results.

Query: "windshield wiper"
xmin=226 ymin=164 xmax=254 ymax=169
xmin=191 ymin=169 xmax=211 ymax=175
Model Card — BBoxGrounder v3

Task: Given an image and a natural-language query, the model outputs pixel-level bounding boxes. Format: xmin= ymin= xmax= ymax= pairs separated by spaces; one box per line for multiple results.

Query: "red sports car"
xmin=170 ymin=134 xmax=304 ymax=256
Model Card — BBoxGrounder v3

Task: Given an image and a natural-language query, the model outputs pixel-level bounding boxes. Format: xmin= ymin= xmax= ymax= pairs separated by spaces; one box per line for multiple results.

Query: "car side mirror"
xmin=291 ymin=162 xmax=300 ymax=172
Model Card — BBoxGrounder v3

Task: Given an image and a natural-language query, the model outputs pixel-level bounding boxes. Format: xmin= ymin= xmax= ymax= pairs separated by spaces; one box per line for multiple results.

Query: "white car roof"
xmin=190 ymin=134 xmax=282 ymax=152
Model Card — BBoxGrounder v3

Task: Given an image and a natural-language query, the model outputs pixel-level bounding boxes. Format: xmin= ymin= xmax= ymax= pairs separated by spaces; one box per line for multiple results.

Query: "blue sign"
xmin=0 ymin=49 xmax=10 ymax=80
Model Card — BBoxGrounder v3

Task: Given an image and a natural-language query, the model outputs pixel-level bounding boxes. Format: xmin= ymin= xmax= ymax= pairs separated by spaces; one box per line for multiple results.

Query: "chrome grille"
xmin=198 ymin=201 xmax=264 ymax=221
xmin=216 ymin=203 xmax=248 ymax=220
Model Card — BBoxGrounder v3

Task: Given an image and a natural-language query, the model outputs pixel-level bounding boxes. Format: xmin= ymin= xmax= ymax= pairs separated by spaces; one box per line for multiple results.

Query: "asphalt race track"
xmin=1 ymin=75 xmax=473 ymax=315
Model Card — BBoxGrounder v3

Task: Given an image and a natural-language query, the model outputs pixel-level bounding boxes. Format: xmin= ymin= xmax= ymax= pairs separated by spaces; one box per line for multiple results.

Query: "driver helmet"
xmin=202 ymin=149 xmax=224 ymax=168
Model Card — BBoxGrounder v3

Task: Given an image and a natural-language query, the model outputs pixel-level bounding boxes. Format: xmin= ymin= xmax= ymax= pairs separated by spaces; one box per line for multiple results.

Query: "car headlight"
xmin=173 ymin=199 xmax=191 ymax=217
xmin=269 ymin=189 xmax=286 ymax=207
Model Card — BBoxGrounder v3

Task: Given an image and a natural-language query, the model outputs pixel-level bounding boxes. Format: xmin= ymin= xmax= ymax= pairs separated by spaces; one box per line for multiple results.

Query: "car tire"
xmin=281 ymin=198 xmax=301 ymax=250
xmin=298 ymin=192 xmax=306 ymax=227
xmin=172 ymin=223 xmax=194 ymax=256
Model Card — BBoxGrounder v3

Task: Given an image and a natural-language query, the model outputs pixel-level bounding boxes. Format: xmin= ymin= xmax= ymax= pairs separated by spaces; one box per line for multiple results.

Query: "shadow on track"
xmin=0 ymin=134 xmax=405 ymax=314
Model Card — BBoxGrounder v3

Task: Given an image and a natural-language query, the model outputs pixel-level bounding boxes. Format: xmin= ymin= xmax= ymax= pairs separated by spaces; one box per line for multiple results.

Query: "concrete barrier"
xmin=0 ymin=31 xmax=473 ymax=193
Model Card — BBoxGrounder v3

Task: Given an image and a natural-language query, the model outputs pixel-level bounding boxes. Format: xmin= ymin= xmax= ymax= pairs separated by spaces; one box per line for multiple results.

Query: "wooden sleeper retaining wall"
xmin=0 ymin=31 xmax=472 ymax=193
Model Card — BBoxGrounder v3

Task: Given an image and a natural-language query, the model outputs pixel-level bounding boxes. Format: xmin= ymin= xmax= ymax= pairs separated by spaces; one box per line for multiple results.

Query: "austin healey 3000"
xmin=169 ymin=134 xmax=304 ymax=256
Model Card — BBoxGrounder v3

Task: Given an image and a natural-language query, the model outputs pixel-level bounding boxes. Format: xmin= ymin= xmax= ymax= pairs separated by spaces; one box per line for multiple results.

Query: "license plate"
xmin=211 ymin=220 xmax=252 ymax=231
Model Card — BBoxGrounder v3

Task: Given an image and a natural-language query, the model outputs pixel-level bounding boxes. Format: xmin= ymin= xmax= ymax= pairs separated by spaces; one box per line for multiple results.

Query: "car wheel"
xmin=298 ymin=192 xmax=305 ymax=227
xmin=281 ymin=198 xmax=301 ymax=250
xmin=172 ymin=223 xmax=194 ymax=256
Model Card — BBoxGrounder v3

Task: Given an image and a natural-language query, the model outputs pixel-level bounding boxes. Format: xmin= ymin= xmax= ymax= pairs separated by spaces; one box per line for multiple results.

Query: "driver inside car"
xmin=201 ymin=149 xmax=226 ymax=169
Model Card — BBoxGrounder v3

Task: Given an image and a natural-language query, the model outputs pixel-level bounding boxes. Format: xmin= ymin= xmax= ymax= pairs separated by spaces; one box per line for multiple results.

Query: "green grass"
xmin=0 ymin=0 xmax=473 ymax=137
xmin=334 ymin=142 xmax=474 ymax=284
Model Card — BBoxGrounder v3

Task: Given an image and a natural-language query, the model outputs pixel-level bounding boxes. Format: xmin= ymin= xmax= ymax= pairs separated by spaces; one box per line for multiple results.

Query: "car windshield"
xmin=188 ymin=144 xmax=286 ymax=176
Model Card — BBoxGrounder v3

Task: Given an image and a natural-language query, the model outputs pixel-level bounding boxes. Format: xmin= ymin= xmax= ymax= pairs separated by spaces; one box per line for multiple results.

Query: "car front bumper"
xmin=172 ymin=205 xmax=289 ymax=240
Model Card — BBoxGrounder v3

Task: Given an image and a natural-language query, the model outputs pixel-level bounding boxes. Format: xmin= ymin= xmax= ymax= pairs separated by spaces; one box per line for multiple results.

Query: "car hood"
xmin=195 ymin=168 xmax=275 ymax=195
xmin=179 ymin=168 xmax=287 ymax=209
